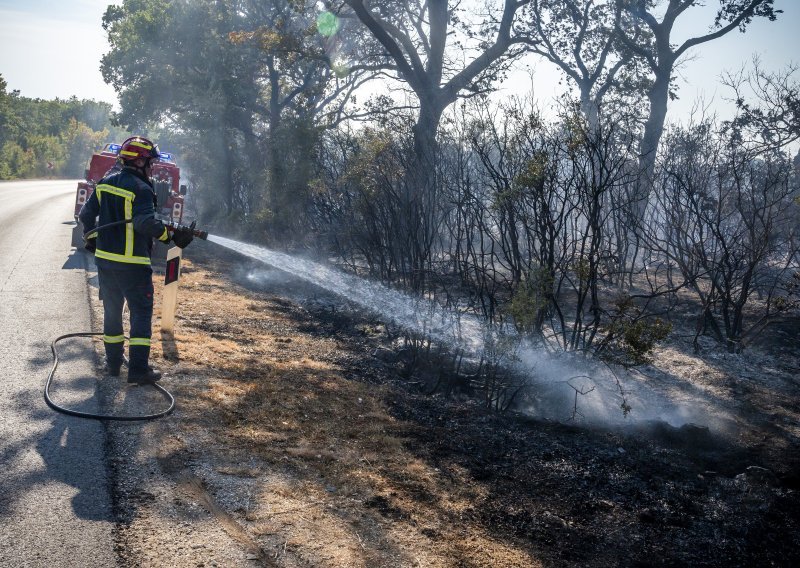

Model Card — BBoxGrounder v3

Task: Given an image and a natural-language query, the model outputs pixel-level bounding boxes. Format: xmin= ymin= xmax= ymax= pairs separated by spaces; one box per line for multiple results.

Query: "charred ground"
xmin=98 ymin=244 xmax=800 ymax=568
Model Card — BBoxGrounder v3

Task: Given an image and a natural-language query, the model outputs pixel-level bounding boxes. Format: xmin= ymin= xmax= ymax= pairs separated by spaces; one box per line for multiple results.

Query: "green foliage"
xmin=25 ymin=134 xmax=63 ymax=178
xmin=508 ymin=267 xmax=554 ymax=335
xmin=514 ymin=151 xmax=548 ymax=190
xmin=604 ymin=294 xmax=672 ymax=366
xmin=61 ymin=119 xmax=110 ymax=178
xmin=1 ymin=142 xmax=35 ymax=179
xmin=343 ymin=128 xmax=402 ymax=196
xmin=101 ymin=0 xmax=342 ymax=241
xmin=620 ymin=318 xmax=672 ymax=365
xmin=0 ymin=74 xmax=116 ymax=180
xmin=0 ymin=75 xmax=17 ymax=148
xmin=573 ymin=258 xmax=592 ymax=286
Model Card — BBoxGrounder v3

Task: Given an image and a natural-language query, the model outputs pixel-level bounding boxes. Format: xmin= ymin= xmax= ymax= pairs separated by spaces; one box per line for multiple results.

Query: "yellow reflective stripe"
xmin=103 ymin=335 xmax=125 ymax=344
xmin=129 ymin=337 xmax=151 ymax=347
xmin=94 ymin=183 xmax=137 ymax=257
xmin=119 ymin=150 xmax=138 ymax=157
xmin=125 ymin=197 xmax=134 ymax=257
xmin=158 ymin=227 xmax=169 ymax=242
xmin=85 ymin=231 xmax=98 ymax=240
xmin=128 ymin=141 xmax=153 ymax=150
xmin=95 ymin=249 xmax=151 ymax=265
xmin=96 ymin=184 xmax=135 ymax=200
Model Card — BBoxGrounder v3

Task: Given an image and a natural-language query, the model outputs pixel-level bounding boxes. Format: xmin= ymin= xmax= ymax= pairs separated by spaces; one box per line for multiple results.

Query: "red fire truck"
xmin=71 ymin=143 xmax=187 ymax=247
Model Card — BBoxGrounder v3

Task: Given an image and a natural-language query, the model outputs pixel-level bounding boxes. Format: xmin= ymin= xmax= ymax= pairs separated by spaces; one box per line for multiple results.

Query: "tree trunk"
xmin=266 ymin=58 xmax=283 ymax=229
xmin=405 ymin=97 xmax=445 ymax=291
xmin=635 ymin=72 xmax=670 ymax=217
xmin=578 ymin=81 xmax=599 ymax=132
xmin=412 ymin=99 xmax=445 ymax=185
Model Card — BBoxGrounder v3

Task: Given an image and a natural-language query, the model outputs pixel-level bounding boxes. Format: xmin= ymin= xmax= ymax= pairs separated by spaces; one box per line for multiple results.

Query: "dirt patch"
xmin=100 ymin=245 xmax=800 ymax=567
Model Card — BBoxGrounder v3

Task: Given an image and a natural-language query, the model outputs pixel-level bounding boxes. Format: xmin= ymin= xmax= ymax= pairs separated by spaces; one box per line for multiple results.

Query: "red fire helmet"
xmin=119 ymin=136 xmax=159 ymax=162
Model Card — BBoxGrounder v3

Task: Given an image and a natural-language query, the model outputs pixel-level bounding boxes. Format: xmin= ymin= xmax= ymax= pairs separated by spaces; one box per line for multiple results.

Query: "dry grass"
xmin=135 ymin=257 xmax=541 ymax=567
xmin=108 ymin=250 xmax=799 ymax=568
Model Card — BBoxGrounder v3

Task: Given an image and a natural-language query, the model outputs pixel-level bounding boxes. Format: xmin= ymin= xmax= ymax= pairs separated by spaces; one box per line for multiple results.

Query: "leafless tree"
xmin=722 ymin=59 xmax=800 ymax=152
xmin=647 ymin=118 xmax=798 ymax=352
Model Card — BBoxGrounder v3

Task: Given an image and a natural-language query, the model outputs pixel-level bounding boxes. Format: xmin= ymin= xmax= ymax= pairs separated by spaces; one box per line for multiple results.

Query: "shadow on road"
xmin=3 ymin=337 xmax=141 ymax=523
xmin=62 ymin=250 xmax=86 ymax=271
xmin=34 ymin=414 xmax=113 ymax=521
xmin=2 ymin=381 xmax=113 ymax=522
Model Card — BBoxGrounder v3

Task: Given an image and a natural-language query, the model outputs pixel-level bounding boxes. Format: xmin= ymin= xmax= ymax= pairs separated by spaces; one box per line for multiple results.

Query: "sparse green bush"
xmin=508 ymin=267 xmax=554 ymax=336
xmin=600 ymin=294 xmax=672 ymax=366
xmin=621 ymin=317 xmax=672 ymax=365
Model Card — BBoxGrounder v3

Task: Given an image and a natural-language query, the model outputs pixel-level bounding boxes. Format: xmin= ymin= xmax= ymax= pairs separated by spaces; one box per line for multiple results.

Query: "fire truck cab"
xmin=72 ymin=143 xmax=187 ymax=247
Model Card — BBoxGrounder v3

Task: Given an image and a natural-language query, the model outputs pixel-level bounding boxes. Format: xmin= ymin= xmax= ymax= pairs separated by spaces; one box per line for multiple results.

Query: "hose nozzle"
xmin=165 ymin=220 xmax=208 ymax=240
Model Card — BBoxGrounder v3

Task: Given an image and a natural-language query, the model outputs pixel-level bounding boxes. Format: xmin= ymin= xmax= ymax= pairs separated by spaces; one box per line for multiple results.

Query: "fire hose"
xmin=44 ymin=218 xmax=207 ymax=421
xmin=45 ymin=332 xmax=176 ymax=421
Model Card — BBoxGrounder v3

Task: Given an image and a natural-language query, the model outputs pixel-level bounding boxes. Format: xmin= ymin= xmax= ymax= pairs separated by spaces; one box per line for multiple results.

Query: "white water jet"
xmin=209 ymin=235 xmax=491 ymax=353
xmin=207 ymin=235 xmax=716 ymax=427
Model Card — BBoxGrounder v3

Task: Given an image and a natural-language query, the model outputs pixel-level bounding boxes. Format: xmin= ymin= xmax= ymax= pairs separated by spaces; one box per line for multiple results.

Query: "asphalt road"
xmin=0 ymin=180 xmax=116 ymax=566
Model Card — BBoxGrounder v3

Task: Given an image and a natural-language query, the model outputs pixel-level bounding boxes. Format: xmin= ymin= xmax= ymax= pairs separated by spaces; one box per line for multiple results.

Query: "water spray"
xmin=205 ymin=236 xmax=711 ymax=427
xmin=207 ymin=235 xmax=491 ymax=353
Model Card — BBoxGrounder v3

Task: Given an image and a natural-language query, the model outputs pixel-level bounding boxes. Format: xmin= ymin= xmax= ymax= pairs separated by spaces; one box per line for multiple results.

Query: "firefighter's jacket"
xmin=79 ymin=166 xmax=170 ymax=268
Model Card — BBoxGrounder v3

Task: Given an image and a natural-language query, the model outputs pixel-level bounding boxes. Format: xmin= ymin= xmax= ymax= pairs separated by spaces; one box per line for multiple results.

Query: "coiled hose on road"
xmin=45 ymin=332 xmax=175 ymax=421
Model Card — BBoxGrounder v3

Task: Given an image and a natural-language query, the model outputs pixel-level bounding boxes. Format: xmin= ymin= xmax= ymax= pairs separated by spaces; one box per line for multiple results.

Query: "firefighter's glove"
xmin=84 ymin=237 xmax=96 ymax=253
xmin=171 ymin=226 xmax=194 ymax=249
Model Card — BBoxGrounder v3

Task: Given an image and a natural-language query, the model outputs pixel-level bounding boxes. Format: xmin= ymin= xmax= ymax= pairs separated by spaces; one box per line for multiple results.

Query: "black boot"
xmin=128 ymin=366 xmax=162 ymax=384
xmin=103 ymin=359 xmax=122 ymax=377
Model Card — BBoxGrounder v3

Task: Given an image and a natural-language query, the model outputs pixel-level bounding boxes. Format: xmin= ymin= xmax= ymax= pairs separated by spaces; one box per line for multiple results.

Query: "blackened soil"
xmin=186 ymin=244 xmax=800 ymax=567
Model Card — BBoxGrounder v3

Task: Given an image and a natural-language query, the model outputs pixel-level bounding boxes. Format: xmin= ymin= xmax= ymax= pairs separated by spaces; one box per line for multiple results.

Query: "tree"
xmin=102 ymin=0 xmax=260 ymax=217
xmin=61 ymin=118 xmax=109 ymax=178
xmin=0 ymin=75 xmax=113 ymax=180
xmin=647 ymin=118 xmax=798 ymax=352
xmin=723 ymin=60 xmax=800 ymax=152
xmin=102 ymin=0 xmax=369 ymax=238
xmin=332 ymin=0 xmax=533 ymax=289
xmin=340 ymin=0 xmax=531 ymax=173
xmin=227 ymin=1 xmax=378 ymax=238
xmin=526 ymin=0 xmax=639 ymax=127
xmin=616 ymin=0 xmax=780 ymax=212
xmin=0 ymin=75 xmax=19 ymax=150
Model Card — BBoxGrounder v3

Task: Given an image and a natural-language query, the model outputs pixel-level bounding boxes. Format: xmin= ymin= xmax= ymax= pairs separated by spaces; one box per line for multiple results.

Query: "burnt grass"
xmin=185 ymin=245 xmax=800 ymax=567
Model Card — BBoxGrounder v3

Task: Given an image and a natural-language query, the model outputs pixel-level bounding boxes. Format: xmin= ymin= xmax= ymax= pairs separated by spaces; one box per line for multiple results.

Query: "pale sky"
xmin=0 ymin=0 xmax=119 ymax=103
xmin=0 ymin=0 xmax=797 ymax=125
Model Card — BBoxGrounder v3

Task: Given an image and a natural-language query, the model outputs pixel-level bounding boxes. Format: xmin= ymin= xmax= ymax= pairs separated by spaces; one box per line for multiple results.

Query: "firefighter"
xmin=79 ymin=136 xmax=195 ymax=384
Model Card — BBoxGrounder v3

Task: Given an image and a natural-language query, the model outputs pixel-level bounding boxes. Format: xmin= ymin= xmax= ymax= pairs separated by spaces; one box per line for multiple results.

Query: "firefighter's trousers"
xmin=97 ymin=264 xmax=154 ymax=374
